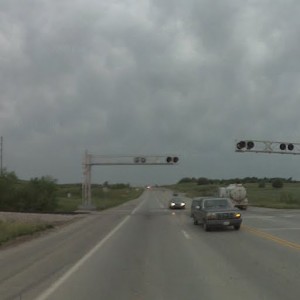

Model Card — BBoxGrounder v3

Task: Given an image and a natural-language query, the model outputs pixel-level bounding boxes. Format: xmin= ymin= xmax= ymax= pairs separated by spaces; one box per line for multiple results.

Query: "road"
xmin=0 ymin=189 xmax=300 ymax=300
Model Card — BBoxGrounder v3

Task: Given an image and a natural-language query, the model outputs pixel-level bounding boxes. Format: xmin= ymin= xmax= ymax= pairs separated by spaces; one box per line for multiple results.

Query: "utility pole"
xmin=0 ymin=136 xmax=3 ymax=175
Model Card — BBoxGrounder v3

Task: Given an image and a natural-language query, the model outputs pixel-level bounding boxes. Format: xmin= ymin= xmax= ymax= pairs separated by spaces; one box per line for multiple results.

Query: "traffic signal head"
xmin=166 ymin=156 xmax=179 ymax=164
xmin=236 ymin=141 xmax=246 ymax=150
xmin=247 ymin=141 xmax=254 ymax=149
xmin=280 ymin=143 xmax=286 ymax=150
xmin=236 ymin=140 xmax=255 ymax=150
xmin=134 ymin=157 xmax=147 ymax=163
xmin=279 ymin=143 xmax=294 ymax=151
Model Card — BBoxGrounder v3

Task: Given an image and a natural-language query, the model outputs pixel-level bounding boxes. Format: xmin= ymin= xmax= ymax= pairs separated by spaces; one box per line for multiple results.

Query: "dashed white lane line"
xmin=35 ymin=197 xmax=147 ymax=300
xmin=182 ymin=230 xmax=191 ymax=240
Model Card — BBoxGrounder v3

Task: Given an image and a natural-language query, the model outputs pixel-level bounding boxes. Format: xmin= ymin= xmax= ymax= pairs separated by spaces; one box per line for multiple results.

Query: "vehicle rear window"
xmin=204 ymin=199 xmax=230 ymax=208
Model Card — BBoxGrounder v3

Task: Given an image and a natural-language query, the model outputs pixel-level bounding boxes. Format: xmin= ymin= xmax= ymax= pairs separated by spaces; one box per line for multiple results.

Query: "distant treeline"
xmin=178 ymin=177 xmax=297 ymax=185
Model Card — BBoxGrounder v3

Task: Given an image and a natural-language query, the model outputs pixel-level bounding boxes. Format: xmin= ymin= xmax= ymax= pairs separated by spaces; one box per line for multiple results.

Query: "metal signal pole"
xmin=235 ymin=139 xmax=300 ymax=155
xmin=81 ymin=151 xmax=179 ymax=210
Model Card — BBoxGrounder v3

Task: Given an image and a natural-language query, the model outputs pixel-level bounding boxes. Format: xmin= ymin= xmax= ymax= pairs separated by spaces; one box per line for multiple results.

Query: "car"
xmin=192 ymin=198 xmax=242 ymax=231
xmin=190 ymin=197 xmax=205 ymax=217
xmin=169 ymin=197 xmax=186 ymax=209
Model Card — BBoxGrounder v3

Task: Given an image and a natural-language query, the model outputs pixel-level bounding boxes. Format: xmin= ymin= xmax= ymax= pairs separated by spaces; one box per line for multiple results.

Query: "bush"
xmin=0 ymin=173 xmax=58 ymax=212
xmin=258 ymin=181 xmax=266 ymax=188
xmin=178 ymin=177 xmax=194 ymax=184
xmin=17 ymin=176 xmax=58 ymax=212
xmin=272 ymin=179 xmax=284 ymax=189
xmin=197 ymin=177 xmax=210 ymax=185
xmin=0 ymin=170 xmax=19 ymax=210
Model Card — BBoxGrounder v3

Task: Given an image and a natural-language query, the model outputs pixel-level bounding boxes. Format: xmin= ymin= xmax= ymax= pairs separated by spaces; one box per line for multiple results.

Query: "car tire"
xmin=193 ymin=218 xmax=198 ymax=225
xmin=234 ymin=225 xmax=241 ymax=230
xmin=203 ymin=223 xmax=210 ymax=231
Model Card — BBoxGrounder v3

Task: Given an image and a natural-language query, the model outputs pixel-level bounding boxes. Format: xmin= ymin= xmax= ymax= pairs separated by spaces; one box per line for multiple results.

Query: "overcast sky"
xmin=1 ymin=0 xmax=300 ymax=185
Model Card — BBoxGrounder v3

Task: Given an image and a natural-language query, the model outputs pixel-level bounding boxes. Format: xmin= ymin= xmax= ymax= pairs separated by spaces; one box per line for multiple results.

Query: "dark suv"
xmin=193 ymin=198 xmax=242 ymax=231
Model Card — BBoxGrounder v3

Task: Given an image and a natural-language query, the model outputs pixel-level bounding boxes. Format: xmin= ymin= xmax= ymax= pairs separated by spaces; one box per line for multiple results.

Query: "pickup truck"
xmin=193 ymin=198 xmax=242 ymax=231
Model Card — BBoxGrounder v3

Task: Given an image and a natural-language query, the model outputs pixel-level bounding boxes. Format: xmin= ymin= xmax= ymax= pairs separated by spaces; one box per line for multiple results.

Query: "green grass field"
xmin=168 ymin=182 xmax=300 ymax=209
xmin=56 ymin=186 xmax=143 ymax=212
xmin=245 ymin=183 xmax=300 ymax=209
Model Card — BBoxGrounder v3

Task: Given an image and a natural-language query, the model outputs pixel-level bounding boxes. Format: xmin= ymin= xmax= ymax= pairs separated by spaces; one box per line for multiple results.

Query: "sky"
xmin=1 ymin=0 xmax=300 ymax=185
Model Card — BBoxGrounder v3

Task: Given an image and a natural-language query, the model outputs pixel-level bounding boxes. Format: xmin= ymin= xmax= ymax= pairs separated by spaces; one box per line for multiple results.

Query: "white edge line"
xmin=35 ymin=198 xmax=146 ymax=300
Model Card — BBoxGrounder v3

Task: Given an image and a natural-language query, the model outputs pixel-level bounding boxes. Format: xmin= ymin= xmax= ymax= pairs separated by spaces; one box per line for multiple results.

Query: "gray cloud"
xmin=1 ymin=0 xmax=300 ymax=185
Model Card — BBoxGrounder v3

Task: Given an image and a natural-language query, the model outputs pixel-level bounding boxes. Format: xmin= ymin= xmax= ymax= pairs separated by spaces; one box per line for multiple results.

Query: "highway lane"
xmin=33 ymin=189 xmax=300 ymax=300
xmin=0 ymin=197 xmax=142 ymax=300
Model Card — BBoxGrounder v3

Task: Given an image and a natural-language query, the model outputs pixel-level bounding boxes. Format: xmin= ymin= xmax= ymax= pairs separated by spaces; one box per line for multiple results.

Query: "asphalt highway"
xmin=0 ymin=189 xmax=299 ymax=300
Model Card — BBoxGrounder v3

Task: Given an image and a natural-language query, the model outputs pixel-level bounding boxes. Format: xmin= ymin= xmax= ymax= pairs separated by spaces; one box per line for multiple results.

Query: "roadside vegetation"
xmin=57 ymin=183 xmax=143 ymax=212
xmin=168 ymin=177 xmax=300 ymax=209
xmin=0 ymin=170 xmax=143 ymax=245
xmin=0 ymin=170 xmax=143 ymax=213
xmin=0 ymin=220 xmax=53 ymax=246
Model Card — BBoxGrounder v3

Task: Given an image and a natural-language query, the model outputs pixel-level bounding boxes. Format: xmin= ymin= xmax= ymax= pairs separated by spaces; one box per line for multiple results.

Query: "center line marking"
xmin=243 ymin=225 xmax=300 ymax=251
xmin=182 ymin=230 xmax=190 ymax=239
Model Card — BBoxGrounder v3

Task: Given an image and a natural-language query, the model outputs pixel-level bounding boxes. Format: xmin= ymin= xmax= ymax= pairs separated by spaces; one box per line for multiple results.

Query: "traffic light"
xmin=246 ymin=141 xmax=254 ymax=149
xmin=134 ymin=157 xmax=147 ymax=163
xmin=166 ymin=156 xmax=179 ymax=164
xmin=279 ymin=143 xmax=294 ymax=151
xmin=280 ymin=143 xmax=286 ymax=150
xmin=235 ymin=139 xmax=300 ymax=155
xmin=236 ymin=141 xmax=246 ymax=150
xmin=236 ymin=140 xmax=255 ymax=150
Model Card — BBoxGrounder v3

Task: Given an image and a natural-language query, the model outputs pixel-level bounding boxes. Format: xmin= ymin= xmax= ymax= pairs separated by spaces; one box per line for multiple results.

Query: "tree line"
xmin=177 ymin=176 xmax=295 ymax=187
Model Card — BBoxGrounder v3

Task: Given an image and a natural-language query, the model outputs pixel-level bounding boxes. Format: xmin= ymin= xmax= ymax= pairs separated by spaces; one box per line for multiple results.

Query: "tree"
xmin=0 ymin=170 xmax=19 ymax=210
xmin=17 ymin=176 xmax=58 ymax=212
xmin=178 ymin=177 xmax=194 ymax=184
xmin=197 ymin=177 xmax=210 ymax=185
xmin=272 ymin=179 xmax=283 ymax=189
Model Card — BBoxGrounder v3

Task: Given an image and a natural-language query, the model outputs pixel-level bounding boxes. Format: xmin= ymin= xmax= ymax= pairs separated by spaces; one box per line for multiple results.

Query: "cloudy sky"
xmin=1 ymin=0 xmax=300 ymax=185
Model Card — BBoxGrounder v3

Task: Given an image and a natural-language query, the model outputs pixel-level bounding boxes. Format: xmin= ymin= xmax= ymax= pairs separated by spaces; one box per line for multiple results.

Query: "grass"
xmin=245 ymin=183 xmax=300 ymax=209
xmin=0 ymin=220 xmax=54 ymax=246
xmin=0 ymin=186 xmax=143 ymax=246
xmin=55 ymin=186 xmax=143 ymax=212
xmin=168 ymin=182 xmax=300 ymax=209
xmin=93 ymin=187 xmax=143 ymax=210
xmin=166 ymin=182 xmax=218 ymax=198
